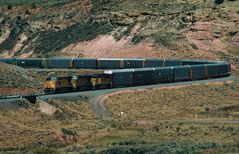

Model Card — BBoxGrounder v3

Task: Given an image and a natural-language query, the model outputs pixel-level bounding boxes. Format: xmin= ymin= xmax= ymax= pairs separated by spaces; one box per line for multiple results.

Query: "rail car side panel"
xmin=105 ymin=70 xmax=134 ymax=87
xmin=0 ymin=58 xmax=14 ymax=65
xmin=47 ymin=58 xmax=73 ymax=68
xmin=205 ymin=64 xmax=219 ymax=78
xmin=97 ymin=58 xmax=123 ymax=69
xmin=144 ymin=59 xmax=164 ymax=67
xmin=219 ymin=63 xmax=230 ymax=77
xmin=15 ymin=58 xmax=44 ymax=68
xmin=133 ymin=68 xmax=155 ymax=85
xmin=173 ymin=66 xmax=190 ymax=81
xmin=154 ymin=67 xmax=174 ymax=82
xmin=164 ymin=60 xmax=182 ymax=66
xmin=123 ymin=59 xmax=144 ymax=68
xmin=74 ymin=58 xmax=97 ymax=69
xmin=190 ymin=65 xmax=206 ymax=80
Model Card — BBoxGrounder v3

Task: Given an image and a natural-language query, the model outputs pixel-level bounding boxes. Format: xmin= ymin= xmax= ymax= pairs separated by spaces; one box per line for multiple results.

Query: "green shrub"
xmin=0 ymin=27 xmax=20 ymax=51
xmin=132 ymin=35 xmax=145 ymax=44
xmin=32 ymin=147 xmax=58 ymax=154
xmin=100 ymin=141 xmax=223 ymax=154
xmin=154 ymin=35 xmax=173 ymax=48
xmin=0 ymin=0 xmax=78 ymax=8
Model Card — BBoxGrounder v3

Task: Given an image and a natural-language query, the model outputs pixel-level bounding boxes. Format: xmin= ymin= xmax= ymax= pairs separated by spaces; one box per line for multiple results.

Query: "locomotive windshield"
xmin=46 ymin=77 xmax=57 ymax=81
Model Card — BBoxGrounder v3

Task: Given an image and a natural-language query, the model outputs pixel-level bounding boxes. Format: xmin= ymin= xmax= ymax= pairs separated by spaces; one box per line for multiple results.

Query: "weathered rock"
xmin=110 ymin=12 xmax=135 ymax=26
xmin=186 ymin=21 xmax=227 ymax=51
xmin=212 ymin=31 xmax=223 ymax=38
xmin=228 ymin=12 xmax=239 ymax=22
xmin=55 ymin=128 xmax=78 ymax=143
xmin=203 ymin=104 xmax=214 ymax=112
xmin=37 ymin=99 xmax=62 ymax=115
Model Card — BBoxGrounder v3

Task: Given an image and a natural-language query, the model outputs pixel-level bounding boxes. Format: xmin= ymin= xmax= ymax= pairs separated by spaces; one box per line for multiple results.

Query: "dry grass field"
xmin=1 ymin=82 xmax=239 ymax=153
xmin=105 ymin=83 xmax=239 ymax=121
xmin=0 ymin=98 xmax=103 ymax=153
xmin=102 ymin=82 xmax=239 ymax=152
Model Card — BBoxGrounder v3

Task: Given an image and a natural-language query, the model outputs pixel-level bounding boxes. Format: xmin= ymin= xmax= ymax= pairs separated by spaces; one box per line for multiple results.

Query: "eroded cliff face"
xmin=0 ymin=0 xmax=238 ymax=62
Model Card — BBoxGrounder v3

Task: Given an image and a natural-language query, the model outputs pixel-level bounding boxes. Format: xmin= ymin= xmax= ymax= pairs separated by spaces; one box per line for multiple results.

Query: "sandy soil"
xmin=61 ymin=34 xmax=157 ymax=58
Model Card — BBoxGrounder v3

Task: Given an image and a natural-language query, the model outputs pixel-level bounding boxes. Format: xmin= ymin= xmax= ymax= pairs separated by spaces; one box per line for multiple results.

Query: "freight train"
xmin=43 ymin=62 xmax=231 ymax=94
xmin=0 ymin=58 xmax=231 ymax=94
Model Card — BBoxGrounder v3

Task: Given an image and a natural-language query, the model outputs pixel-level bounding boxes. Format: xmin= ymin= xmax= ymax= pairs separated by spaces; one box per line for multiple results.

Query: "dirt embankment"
xmin=0 ymin=62 xmax=42 ymax=96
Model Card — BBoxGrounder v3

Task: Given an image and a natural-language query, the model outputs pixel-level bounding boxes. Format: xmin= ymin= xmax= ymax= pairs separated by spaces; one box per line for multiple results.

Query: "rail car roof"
xmin=47 ymin=58 xmax=73 ymax=60
xmin=123 ymin=58 xmax=145 ymax=61
xmin=97 ymin=58 xmax=124 ymax=61
xmin=74 ymin=58 xmax=97 ymax=60
xmin=17 ymin=58 xmax=44 ymax=60
xmin=46 ymin=76 xmax=72 ymax=80
xmin=133 ymin=68 xmax=155 ymax=72
xmin=104 ymin=69 xmax=135 ymax=74
xmin=153 ymin=66 xmax=174 ymax=70
xmin=90 ymin=73 xmax=110 ymax=77
xmin=72 ymin=74 xmax=93 ymax=79
xmin=172 ymin=65 xmax=191 ymax=69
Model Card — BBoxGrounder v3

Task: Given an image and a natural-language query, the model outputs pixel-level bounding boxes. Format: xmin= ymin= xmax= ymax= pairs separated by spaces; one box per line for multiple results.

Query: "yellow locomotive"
xmin=71 ymin=75 xmax=92 ymax=91
xmin=44 ymin=76 xmax=73 ymax=93
xmin=44 ymin=74 xmax=111 ymax=94
xmin=90 ymin=74 xmax=112 ymax=89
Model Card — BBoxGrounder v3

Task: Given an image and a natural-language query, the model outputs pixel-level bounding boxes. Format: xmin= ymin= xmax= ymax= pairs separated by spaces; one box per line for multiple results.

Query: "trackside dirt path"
xmin=82 ymin=76 xmax=236 ymax=118
xmin=88 ymin=96 xmax=111 ymax=119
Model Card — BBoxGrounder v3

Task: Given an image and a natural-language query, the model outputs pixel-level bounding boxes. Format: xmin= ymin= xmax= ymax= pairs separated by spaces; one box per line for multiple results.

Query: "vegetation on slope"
xmin=1 ymin=83 xmax=239 ymax=153
xmin=0 ymin=0 xmax=238 ymax=58
xmin=0 ymin=62 xmax=42 ymax=95
xmin=34 ymin=21 xmax=114 ymax=53
xmin=0 ymin=0 xmax=78 ymax=8
xmin=105 ymin=83 xmax=239 ymax=120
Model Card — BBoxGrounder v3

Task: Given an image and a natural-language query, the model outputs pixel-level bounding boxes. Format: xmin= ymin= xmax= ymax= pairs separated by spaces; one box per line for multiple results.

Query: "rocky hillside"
xmin=0 ymin=0 xmax=238 ymax=64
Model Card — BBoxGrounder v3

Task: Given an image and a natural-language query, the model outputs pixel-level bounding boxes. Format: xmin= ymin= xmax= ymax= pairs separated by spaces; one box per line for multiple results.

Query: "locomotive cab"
xmin=44 ymin=77 xmax=57 ymax=94
xmin=44 ymin=76 xmax=73 ymax=94
xmin=71 ymin=75 xmax=92 ymax=91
